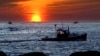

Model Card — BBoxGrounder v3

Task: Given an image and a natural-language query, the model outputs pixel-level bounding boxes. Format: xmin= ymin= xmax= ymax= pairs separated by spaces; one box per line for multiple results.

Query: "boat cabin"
xmin=56 ymin=29 xmax=70 ymax=39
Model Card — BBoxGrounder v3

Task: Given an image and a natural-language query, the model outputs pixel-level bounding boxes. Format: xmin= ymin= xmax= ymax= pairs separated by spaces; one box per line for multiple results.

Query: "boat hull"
xmin=41 ymin=34 xmax=87 ymax=41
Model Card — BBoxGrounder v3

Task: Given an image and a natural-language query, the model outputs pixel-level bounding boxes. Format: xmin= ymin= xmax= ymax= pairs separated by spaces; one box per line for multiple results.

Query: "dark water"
xmin=0 ymin=23 xmax=100 ymax=56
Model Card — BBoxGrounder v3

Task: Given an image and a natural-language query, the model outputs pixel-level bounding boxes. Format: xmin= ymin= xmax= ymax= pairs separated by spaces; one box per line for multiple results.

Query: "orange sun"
xmin=32 ymin=13 xmax=41 ymax=22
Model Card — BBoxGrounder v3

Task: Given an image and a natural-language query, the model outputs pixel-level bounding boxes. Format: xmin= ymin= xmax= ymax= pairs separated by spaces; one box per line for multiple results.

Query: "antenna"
xmin=61 ymin=21 xmax=64 ymax=29
xmin=54 ymin=24 xmax=57 ymax=31
xmin=54 ymin=24 xmax=57 ymax=37
xmin=68 ymin=26 xmax=69 ymax=31
xmin=68 ymin=26 xmax=70 ymax=34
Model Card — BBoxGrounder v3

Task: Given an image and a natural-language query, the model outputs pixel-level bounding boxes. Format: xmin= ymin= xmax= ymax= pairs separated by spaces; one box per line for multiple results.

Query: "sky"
xmin=0 ymin=0 xmax=100 ymax=22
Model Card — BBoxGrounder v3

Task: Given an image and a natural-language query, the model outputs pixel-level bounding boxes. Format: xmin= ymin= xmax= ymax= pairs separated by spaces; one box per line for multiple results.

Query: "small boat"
xmin=7 ymin=22 xmax=18 ymax=31
xmin=41 ymin=25 xmax=87 ymax=41
xmin=73 ymin=21 xmax=78 ymax=24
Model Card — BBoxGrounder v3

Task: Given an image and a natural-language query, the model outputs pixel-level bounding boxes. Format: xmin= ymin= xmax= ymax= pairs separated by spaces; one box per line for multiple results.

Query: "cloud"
xmin=0 ymin=0 xmax=30 ymax=22
xmin=46 ymin=0 xmax=100 ymax=22
xmin=0 ymin=0 xmax=29 ymax=4
xmin=0 ymin=0 xmax=29 ymax=8
xmin=47 ymin=0 xmax=100 ymax=14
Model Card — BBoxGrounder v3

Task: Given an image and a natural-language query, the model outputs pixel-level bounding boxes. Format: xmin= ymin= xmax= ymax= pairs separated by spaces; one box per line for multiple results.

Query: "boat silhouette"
xmin=41 ymin=24 xmax=87 ymax=41
xmin=7 ymin=21 xmax=20 ymax=31
xmin=73 ymin=21 xmax=78 ymax=24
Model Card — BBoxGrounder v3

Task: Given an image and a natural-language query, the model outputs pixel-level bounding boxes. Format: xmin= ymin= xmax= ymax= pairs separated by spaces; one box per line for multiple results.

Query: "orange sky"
xmin=0 ymin=0 xmax=100 ymax=22
xmin=17 ymin=0 xmax=65 ymax=22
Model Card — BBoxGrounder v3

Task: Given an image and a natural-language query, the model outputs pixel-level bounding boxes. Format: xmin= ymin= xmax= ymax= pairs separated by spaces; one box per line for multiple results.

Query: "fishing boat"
xmin=8 ymin=21 xmax=19 ymax=31
xmin=41 ymin=25 xmax=87 ymax=41
xmin=73 ymin=21 xmax=78 ymax=24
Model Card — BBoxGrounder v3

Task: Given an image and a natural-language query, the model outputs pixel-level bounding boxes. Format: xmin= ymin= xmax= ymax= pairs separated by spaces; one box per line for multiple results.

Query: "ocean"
xmin=0 ymin=22 xmax=100 ymax=56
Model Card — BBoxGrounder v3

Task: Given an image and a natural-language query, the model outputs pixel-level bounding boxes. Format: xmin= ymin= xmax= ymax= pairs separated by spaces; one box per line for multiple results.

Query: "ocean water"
xmin=0 ymin=22 xmax=100 ymax=56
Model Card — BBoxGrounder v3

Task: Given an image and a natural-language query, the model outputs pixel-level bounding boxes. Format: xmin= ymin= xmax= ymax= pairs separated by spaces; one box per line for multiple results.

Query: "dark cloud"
xmin=0 ymin=13 xmax=27 ymax=22
xmin=0 ymin=4 xmax=18 ymax=8
xmin=0 ymin=0 xmax=29 ymax=4
xmin=48 ymin=0 xmax=100 ymax=6
xmin=46 ymin=0 xmax=100 ymax=22
xmin=0 ymin=0 xmax=30 ymax=8
xmin=0 ymin=0 xmax=30 ymax=22
xmin=47 ymin=0 xmax=100 ymax=11
xmin=47 ymin=0 xmax=100 ymax=10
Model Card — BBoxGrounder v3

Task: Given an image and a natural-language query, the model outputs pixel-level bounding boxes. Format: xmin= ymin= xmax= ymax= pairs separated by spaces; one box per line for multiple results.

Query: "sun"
xmin=32 ymin=13 xmax=41 ymax=22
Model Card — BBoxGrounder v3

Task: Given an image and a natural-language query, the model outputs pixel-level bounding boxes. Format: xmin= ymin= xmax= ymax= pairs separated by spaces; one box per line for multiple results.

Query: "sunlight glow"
xmin=32 ymin=13 xmax=41 ymax=22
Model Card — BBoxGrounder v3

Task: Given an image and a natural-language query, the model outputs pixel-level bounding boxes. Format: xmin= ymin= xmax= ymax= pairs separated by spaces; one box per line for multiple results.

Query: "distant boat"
xmin=8 ymin=21 xmax=19 ymax=31
xmin=8 ymin=21 xmax=12 ymax=24
xmin=73 ymin=21 xmax=78 ymax=24
xmin=41 ymin=25 xmax=87 ymax=41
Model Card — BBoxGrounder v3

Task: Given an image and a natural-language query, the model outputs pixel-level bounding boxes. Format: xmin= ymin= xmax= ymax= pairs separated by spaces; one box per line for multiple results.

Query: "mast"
xmin=54 ymin=24 xmax=57 ymax=31
xmin=54 ymin=24 xmax=57 ymax=37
